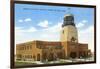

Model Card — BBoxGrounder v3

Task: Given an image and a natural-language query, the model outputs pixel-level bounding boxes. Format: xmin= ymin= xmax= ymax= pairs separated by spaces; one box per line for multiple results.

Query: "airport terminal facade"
xmin=16 ymin=14 xmax=91 ymax=61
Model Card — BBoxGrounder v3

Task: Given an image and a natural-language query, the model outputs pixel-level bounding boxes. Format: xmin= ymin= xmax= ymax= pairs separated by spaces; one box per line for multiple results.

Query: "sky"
xmin=15 ymin=3 xmax=94 ymax=52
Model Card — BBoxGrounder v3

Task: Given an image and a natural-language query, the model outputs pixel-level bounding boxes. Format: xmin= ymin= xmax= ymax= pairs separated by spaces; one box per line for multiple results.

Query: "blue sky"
xmin=15 ymin=4 xmax=94 ymax=30
xmin=15 ymin=4 xmax=94 ymax=51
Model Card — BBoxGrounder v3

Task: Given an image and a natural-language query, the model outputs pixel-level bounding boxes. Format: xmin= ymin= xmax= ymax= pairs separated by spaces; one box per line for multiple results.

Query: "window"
xmin=29 ymin=45 xmax=32 ymax=50
xmin=33 ymin=55 xmax=36 ymax=60
xmin=24 ymin=46 xmax=26 ymax=50
xmin=37 ymin=54 xmax=40 ymax=61
xmin=71 ymin=37 xmax=76 ymax=42
xmin=27 ymin=46 xmax=29 ymax=50
xmin=37 ymin=45 xmax=42 ymax=49
xmin=30 ymin=55 xmax=32 ymax=58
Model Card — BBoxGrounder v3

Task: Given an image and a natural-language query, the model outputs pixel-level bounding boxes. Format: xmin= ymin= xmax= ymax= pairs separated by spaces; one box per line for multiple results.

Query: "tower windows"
xmin=62 ymin=14 xmax=75 ymax=27
xmin=71 ymin=37 xmax=76 ymax=42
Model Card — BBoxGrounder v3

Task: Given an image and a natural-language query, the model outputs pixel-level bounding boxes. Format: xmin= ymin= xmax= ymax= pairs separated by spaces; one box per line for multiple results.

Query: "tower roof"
xmin=64 ymin=14 xmax=73 ymax=18
xmin=62 ymin=14 xmax=75 ymax=27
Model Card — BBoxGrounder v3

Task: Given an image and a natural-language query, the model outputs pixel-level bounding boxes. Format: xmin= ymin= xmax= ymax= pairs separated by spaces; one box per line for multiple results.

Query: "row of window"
xmin=37 ymin=42 xmax=61 ymax=46
xmin=16 ymin=54 xmax=41 ymax=61
xmin=17 ymin=45 xmax=62 ymax=50
xmin=36 ymin=45 xmax=62 ymax=49
xmin=18 ymin=45 xmax=32 ymax=50
xmin=17 ymin=54 xmax=36 ymax=59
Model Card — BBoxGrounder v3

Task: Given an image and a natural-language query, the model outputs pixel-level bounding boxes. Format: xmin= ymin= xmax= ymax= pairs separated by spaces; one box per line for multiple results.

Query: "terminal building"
xmin=16 ymin=14 xmax=91 ymax=61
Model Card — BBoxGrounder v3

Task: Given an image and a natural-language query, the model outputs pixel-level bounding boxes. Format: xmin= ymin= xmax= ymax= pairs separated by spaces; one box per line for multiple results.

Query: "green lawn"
xmin=15 ymin=61 xmax=36 ymax=66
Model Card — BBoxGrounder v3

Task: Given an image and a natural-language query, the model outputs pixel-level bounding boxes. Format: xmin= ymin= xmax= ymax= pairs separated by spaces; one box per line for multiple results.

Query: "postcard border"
xmin=10 ymin=0 xmax=96 ymax=68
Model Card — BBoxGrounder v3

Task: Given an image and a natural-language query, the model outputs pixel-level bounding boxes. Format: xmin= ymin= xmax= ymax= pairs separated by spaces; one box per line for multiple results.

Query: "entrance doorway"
xmin=70 ymin=52 xmax=77 ymax=58
xmin=37 ymin=54 xmax=40 ymax=61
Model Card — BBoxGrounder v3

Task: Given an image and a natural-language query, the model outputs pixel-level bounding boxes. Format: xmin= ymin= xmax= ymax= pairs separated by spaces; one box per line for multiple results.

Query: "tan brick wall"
xmin=16 ymin=41 xmax=89 ymax=61
xmin=60 ymin=25 xmax=78 ymax=42
xmin=16 ymin=41 xmax=42 ymax=61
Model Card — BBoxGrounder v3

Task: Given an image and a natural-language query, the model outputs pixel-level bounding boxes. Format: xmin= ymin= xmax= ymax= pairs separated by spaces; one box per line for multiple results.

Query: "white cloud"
xmin=76 ymin=22 xmax=85 ymax=28
xmin=44 ymin=22 xmax=62 ymax=32
xmin=18 ymin=18 xmax=32 ymax=23
xmin=76 ymin=20 xmax=88 ymax=28
xmin=40 ymin=32 xmax=60 ymax=41
xmin=15 ymin=26 xmax=37 ymax=33
xmin=15 ymin=21 xmax=62 ymax=44
xmin=24 ymin=18 xmax=32 ymax=22
xmin=26 ymin=27 xmax=37 ymax=32
xmin=15 ymin=27 xmax=22 ymax=30
xmin=18 ymin=19 xmax=23 ymax=22
xmin=36 ymin=22 xmax=62 ymax=41
xmin=78 ymin=25 xmax=94 ymax=52
xmin=38 ymin=20 xmax=49 ymax=28
xmin=15 ymin=26 xmax=38 ymax=44
xmin=82 ymin=20 xmax=88 ymax=23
